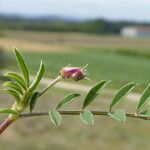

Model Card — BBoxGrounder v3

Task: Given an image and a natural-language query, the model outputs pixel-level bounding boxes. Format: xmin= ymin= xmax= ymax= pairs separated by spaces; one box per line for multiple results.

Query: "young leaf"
xmin=108 ymin=109 xmax=126 ymax=122
xmin=4 ymin=72 xmax=26 ymax=89
xmin=139 ymin=110 xmax=150 ymax=117
xmin=0 ymin=108 xmax=19 ymax=115
xmin=136 ymin=84 xmax=150 ymax=113
xmin=14 ymin=48 xmax=29 ymax=87
xmin=82 ymin=80 xmax=109 ymax=110
xmin=49 ymin=110 xmax=62 ymax=127
xmin=56 ymin=93 xmax=80 ymax=110
xmin=109 ymin=83 xmax=136 ymax=110
xmin=80 ymin=111 xmax=94 ymax=125
xmin=3 ymin=81 xmax=23 ymax=95
xmin=29 ymin=61 xmax=45 ymax=92
xmin=4 ymin=89 xmax=20 ymax=103
xmin=30 ymin=92 xmax=40 ymax=112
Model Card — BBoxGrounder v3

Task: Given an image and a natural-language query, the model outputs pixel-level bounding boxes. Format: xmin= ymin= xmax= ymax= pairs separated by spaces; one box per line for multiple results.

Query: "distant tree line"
xmin=0 ymin=14 xmax=149 ymax=34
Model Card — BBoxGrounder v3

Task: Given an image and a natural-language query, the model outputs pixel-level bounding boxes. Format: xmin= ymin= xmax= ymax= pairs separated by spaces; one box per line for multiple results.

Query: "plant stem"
xmin=39 ymin=76 xmax=62 ymax=96
xmin=0 ymin=110 xmax=149 ymax=135
xmin=0 ymin=117 xmax=15 ymax=135
xmin=0 ymin=76 xmax=62 ymax=135
xmin=20 ymin=110 xmax=150 ymax=120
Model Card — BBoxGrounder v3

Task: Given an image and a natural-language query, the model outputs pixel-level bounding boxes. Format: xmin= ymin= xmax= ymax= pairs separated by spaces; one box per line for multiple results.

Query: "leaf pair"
xmin=4 ymin=72 xmax=26 ymax=90
xmin=4 ymin=72 xmax=26 ymax=103
xmin=3 ymin=81 xmax=23 ymax=95
xmin=109 ymin=83 xmax=150 ymax=113
xmin=49 ymin=110 xmax=94 ymax=127
xmin=49 ymin=93 xmax=80 ymax=127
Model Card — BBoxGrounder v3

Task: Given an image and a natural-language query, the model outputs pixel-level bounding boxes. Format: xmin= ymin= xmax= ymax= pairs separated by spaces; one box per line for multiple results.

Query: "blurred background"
xmin=0 ymin=0 xmax=150 ymax=149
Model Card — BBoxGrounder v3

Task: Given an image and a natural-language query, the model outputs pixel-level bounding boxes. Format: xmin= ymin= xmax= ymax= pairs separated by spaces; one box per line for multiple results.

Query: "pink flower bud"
xmin=60 ymin=66 xmax=86 ymax=81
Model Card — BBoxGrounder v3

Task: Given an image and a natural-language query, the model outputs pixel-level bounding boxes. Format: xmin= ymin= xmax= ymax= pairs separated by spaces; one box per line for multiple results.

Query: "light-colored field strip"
xmin=0 ymin=70 xmax=141 ymax=102
xmin=0 ymin=37 xmax=70 ymax=52
xmin=38 ymin=76 xmax=140 ymax=102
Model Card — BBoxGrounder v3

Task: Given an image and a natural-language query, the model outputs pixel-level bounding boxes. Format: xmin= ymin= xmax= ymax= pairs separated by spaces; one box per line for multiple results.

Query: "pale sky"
xmin=0 ymin=0 xmax=150 ymax=21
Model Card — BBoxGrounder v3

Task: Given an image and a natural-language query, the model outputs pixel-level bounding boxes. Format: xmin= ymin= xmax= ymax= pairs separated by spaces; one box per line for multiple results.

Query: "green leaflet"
xmin=109 ymin=83 xmax=136 ymax=110
xmin=56 ymin=93 xmax=80 ymax=110
xmin=108 ymin=109 xmax=126 ymax=122
xmin=14 ymin=48 xmax=29 ymax=87
xmin=82 ymin=80 xmax=109 ymax=109
xmin=49 ymin=110 xmax=62 ymax=127
xmin=4 ymin=72 xmax=26 ymax=90
xmin=3 ymin=81 xmax=23 ymax=95
xmin=4 ymin=89 xmax=20 ymax=103
xmin=137 ymin=84 xmax=150 ymax=112
xmin=30 ymin=92 xmax=40 ymax=112
xmin=80 ymin=111 xmax=94 ymax=125
xmin=29 ymin=61 xmax=45 ymax=92
xmin=0 ymin=108 xmax=19 ymax=115
xmin=139 ymin=110 xmax=150 ymax=117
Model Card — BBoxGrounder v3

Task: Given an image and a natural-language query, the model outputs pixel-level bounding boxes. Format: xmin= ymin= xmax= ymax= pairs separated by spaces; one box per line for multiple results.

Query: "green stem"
xmin=39 ymin=76 xmax=62 ymax=97
xmin=20 ymin=110 xmax=150 ymax=120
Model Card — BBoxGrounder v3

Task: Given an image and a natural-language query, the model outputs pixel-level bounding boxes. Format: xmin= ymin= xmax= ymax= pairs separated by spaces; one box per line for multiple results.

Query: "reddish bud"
xmin=60 ymin=66 xmax=87 ymax=81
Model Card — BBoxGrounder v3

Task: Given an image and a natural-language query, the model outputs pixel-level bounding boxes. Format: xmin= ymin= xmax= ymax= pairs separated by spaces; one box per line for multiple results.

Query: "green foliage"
xmin=4 ymin=72 xmax=26 ymax=90
xmin=0 ymin=108 xmax=19 ymax=115
xmin=4 ymin=89 xmax=20 ymax=103
xmin=49 ymin=110 xmax=62 ymax=127
xmin=14 ymin=47 xmax=29 ymax=87
xmin=3 ymin=81 xmax=23 ymax=95
xmin=108 ymin=109 xmax=126 ymax=122
xmin=1 ymin=48 xmax=150 ymax=131
xmin=109 ymin=83 xmax=136 ymax=110
xmin=2 ymin=48 xmax=46 ymax=115
xmin=140 ymin=110 xmax=150 ymax=117
xmin=21 ymin=49 xmax=150 ymax=86
xmin=137 ymin=84 xmax=150 ymax=112
xmin=29 ymin=61 xmax=45 ymax=92
xmin=82 ymin=80 xmax=109 ymax=110
xmin=56 ymin=93 xmax=80 ymax=110
xmin=30 ymin=92 xmax=40 ymax=112
xmin=80 ymin=111 xmax=94 ymax=125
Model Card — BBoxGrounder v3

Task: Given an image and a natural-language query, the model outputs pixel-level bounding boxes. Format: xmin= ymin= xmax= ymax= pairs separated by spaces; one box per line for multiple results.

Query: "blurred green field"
xmin=0 ymin=31 xmax=150 ymax=150
xmin=1 ymin=31 xmax=150 ymax=87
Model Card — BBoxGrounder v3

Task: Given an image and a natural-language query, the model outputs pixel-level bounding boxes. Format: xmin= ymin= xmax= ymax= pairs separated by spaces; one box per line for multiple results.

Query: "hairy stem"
xmin=0 ymin=117 xmax=15 ymax=135
xmin=20 ymin=110 xmax=150 ymax=120
xmin=39 ymin=76 xmax=62 ymax=96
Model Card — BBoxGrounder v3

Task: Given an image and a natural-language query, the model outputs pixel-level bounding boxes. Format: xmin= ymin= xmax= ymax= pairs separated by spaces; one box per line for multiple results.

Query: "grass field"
xmin=0 ymin=30 xmax=150 ymax=150
xmin=1 ymin=30 xmax=150 ymax=103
